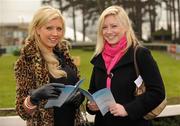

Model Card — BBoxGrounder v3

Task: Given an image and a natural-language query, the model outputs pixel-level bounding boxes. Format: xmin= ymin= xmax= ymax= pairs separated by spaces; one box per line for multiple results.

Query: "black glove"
xmin=67 ymin=91 xmax=85 ymax=108
xmin=30 ymin=83 xmax=65 ymax=105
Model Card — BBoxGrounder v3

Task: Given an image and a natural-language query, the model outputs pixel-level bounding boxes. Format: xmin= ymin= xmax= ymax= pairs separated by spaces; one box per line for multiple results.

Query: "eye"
xmin=102 ymin=26 xmax=107 ymax=29
xmin=57 ymin=27 xmax=62 ymax=31
xmin=46 ymin=26 xmax=53 ymax=30
xmin=111 ymin=25 xmax=118 ymax=28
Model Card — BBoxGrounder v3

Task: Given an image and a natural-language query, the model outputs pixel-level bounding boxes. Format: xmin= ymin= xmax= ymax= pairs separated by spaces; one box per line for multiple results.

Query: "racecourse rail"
xmin=0 ymin=104 xmax=180 ymax=126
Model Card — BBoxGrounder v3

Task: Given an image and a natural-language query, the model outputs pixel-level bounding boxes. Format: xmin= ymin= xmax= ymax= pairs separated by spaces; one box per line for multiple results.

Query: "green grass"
xmin=70 ymin=49 xmax=93 ymax=89
xmin=0 ymin=49 xmax=180 ymax=108
xmin=0 ymin=55 xmax=18 ymax=108
xmin=152 ymin=51 xmax=180 ymax=97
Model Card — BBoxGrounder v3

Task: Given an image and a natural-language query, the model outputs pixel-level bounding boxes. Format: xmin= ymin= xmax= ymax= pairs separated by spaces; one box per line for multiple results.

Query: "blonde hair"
xmin=94 ymin=5 xmax=139 ymax=56
xmin=26 ymin=5 xmax=67 ymax=78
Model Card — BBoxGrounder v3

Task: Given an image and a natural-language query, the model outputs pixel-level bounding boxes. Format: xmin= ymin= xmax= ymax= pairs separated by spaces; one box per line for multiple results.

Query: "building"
xmin=0 ymin=0 xmax=92 ymax=46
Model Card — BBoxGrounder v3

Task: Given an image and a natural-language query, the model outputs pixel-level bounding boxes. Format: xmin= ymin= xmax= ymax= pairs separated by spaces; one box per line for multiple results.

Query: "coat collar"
xmin=91 ymin=46 xmax=134 ymax=71
xmin=21 ymin=40 xmax=39 ymax=60
xmin=20 ymin=41 xmax=49 ymax=86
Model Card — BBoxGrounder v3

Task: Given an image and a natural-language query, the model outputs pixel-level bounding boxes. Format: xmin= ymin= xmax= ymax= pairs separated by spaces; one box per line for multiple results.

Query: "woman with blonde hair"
xmin=15 ymin=5 xmax=84 ymax=126
xmin=86 ymin=5 xmax=165 ymax=126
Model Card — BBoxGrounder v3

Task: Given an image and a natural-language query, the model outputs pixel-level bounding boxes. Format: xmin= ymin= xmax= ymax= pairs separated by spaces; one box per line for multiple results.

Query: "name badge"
xmin=134 ymin=75 xmax=143 ymax=87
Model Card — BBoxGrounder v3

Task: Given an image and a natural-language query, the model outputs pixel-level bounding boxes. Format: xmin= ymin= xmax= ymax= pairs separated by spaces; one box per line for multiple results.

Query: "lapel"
xmin=23 ymin=41 xmax=49 ymax=86
xmin=91 ymin=54 xmax=106 ymax=71
xmin=112 ymin=46 xmax=134 ymax=71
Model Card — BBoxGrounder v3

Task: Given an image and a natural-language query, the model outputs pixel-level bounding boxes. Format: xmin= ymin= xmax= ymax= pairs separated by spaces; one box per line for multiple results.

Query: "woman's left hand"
xmin=87 ymin=101 xmax=99 ymax=111
xmin=109 ymin=103 xmax=128 ymax=117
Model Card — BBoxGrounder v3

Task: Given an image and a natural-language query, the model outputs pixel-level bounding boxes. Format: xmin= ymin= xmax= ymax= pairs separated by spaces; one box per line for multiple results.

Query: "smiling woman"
xmin=86 ymin=5 xmax=166 ymax=126
xmin=14 ymin=5 xmax=84 ymax=126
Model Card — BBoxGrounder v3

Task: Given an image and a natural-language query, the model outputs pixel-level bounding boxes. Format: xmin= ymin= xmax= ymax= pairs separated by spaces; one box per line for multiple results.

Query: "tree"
xmin=172 ymin=0 xmax=177 ymax=40
xmin=42 ymin=0 xmax=179 ymax=43
xmin=177 ymin=0 xmax=180 ymax=43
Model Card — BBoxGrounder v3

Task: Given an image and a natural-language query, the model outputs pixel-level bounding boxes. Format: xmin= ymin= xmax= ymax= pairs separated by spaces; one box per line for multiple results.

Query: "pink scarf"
xmin=102 ymin=35 xmax=127 ymax=89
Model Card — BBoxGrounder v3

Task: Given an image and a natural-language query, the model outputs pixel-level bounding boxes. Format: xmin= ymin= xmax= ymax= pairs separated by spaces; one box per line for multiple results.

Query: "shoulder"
xmin=90 ymin=54 xmax=102 ymax=64
xmin=135 ymin=45 xmax=157 ymax=67
xmin=20 ymin=41 xmax=38 ymax=58
xmin=58 ymin=39 xmax=71 ymax=52
xmin=15 ymin=41 xmax=38 ymax=68
xmin=136 ymin=45 xmax=150 ymax=53
xmin=136 ymin=45 xmax=151 ymax=59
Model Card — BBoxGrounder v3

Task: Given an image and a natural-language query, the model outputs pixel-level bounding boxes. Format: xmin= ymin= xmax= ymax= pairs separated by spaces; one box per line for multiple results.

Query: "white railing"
xmin=157 ymin=104 xmax=180 ymax=117
xmin=0 ymin=105 xmax=180 ymax=126
xmin=85 ymin=104 xmax=180 ymax=122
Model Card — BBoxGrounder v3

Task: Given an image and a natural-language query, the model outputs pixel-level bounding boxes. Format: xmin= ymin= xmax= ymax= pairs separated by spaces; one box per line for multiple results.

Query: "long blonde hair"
xmin=26 ymin=5 xmax=67 ymax=78
xmin=94 ymin=5 xmax=139 ymax=56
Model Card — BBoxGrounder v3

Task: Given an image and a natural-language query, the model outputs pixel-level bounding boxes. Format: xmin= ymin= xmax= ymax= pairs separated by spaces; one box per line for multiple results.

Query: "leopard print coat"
xmin=14 ymin=40 xmax=79 ymax=126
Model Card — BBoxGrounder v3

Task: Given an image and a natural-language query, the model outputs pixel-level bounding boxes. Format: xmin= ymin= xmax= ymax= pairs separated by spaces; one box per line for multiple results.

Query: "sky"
xmin=0 ymin=0 xmax=81 ymax=27
xmin=0 ymin=0 xmax=92 ymax=42
xmin=0 ymin=0 xmax=42 ymax=24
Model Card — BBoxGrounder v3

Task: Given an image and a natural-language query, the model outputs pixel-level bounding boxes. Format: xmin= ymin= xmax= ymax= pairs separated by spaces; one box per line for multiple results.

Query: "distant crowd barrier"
xmin=1 ymin=43 xmax=180 ymax=60
xmin=167 ymin=44 xmax=180 ymax=54
xmin=70 ymin=42 xmax=170 ymax=51
xmin=70 ymin=42 xmax=180 ymax=60
xmin=2 ymin=42 xmax=179 ymax=53
xmin=0 ymin=48 xmax=6 ymax=56
xmin=142 ymin=42 xmax=168 ymax=51
xmin=71 ymin=42 xmax=96 ymax=49
xmin=167 ymin=44 xmax=180 ymax=60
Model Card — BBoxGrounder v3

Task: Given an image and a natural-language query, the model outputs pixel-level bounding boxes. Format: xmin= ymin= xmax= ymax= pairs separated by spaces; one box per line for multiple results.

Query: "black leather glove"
xmin=67 ymin=91 xmax=85 ymax=108
xmin=30 ymin=83 xmax=65 ymax=105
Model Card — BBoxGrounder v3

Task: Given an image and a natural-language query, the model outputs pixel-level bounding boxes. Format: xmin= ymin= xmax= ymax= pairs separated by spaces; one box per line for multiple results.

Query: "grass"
xmin=0 ymin=55 xmax=18 ymax=108
xmin=0 ymin=49 xmax=180 ymax=108
xmin=152 ymin=51 xmax=180 ymax=97
xmin=70 ymin=49 xmax=93 ymax=89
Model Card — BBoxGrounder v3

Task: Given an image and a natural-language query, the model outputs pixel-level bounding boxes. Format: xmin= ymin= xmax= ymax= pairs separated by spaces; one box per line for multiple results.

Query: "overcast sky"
xmin=0 ymin=0 xmax=42 ymax=24
xmin=0 ymin=0 xmax=93 ymax=41
xmin=0 ymin=0 xmax=82 ymax=29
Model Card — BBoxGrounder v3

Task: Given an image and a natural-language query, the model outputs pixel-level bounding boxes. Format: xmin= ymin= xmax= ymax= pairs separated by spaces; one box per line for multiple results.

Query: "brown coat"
xmin=14 ymin=40 xmax=79 ymax=126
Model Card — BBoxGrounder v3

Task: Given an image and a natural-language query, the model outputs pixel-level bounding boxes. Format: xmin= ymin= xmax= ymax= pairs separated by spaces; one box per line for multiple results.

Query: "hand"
xmin=30 ymin=83 xmax=65 ymax=105
xmin=109 ymin=103 xmax=128 ymax=117
xmin=67 ymin=91 xmax=85 ymax=108
xmin=87 ymin=101 xmax=99 ymax=111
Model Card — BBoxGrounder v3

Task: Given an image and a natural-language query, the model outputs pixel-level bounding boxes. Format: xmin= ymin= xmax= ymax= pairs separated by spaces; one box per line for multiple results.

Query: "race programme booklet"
xmin=80 ymin=88 xmax=116 ymax=116
xmin=45 ymin=79 xmax=84 ymax=108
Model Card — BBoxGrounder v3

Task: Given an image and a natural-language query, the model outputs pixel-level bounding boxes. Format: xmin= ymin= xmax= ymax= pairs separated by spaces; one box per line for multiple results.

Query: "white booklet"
xmin=79 ymin=88 xmax=116 ymax=116
xmin=44 ymin=79 xmax=84 ymax=108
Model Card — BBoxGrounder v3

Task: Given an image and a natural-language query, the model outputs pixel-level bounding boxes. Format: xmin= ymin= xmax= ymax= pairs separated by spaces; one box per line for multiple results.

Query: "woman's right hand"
xmin=87 ymin=101 xmax=99 ymax=111
xmin=109 ymin=103 xmax=128 ymax=117
xmin=30 ymin=83 xmax=65 ymax=105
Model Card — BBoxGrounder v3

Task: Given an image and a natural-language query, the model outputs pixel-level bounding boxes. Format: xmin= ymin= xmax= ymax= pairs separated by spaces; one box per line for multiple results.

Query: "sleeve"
xmin=124 ymin=47 xmax=166 ymax=120
xmin=14 ymin=56 xmax=36 ymax=120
